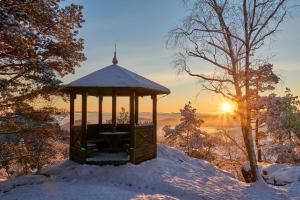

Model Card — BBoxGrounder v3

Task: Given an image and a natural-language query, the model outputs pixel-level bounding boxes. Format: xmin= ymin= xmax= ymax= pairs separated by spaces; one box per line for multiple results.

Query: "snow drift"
xmin=0 ymin=145 xmax=298 ymax=200
xmin=262 ymin=164 xmax=300 ymax=186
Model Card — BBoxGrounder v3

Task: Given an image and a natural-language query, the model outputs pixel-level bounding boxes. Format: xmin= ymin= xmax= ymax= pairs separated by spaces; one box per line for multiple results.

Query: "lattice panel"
xmin=134 ymin=125 xmax=155 ymax=148
xmin=131 ymin=124 xmax=156 ymax=164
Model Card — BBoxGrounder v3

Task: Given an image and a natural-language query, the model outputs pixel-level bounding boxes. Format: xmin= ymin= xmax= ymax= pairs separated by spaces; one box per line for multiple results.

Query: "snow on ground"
xmin=262 ymin=163 xmax=300 ymax=186
xmin=0 ymin=145 xmax=298 ymax=200
xmin=243 ymin=161 xmax=300 ymax=188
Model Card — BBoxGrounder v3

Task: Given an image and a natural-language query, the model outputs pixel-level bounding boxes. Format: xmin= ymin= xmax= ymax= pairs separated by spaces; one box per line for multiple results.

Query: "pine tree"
xmin=163 ymin=102 xmax=209 ymax=156
xmin=250 ymin=64 xmax=280 ymax=161
xmin=117 ymin=107 xmax=129 ymax=124
xmin=0 ymin=0 xmax=86 ymax=110
xmin=254 ymin=88 xmax=300 ymax=162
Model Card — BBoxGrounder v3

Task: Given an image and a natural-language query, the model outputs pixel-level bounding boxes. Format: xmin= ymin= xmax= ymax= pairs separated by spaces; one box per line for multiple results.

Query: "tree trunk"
xmin=255 ymin=119 xmax=262 ymax=162
xmin=187 ymin=131 xmax=190 ymax=156
xmin=242 ymin=0 xmax=261 ymax=182
xmin=238 ymin=102 xmax=261 ymax=182
xmin=5 ymin=164 xmax=10 ymax=178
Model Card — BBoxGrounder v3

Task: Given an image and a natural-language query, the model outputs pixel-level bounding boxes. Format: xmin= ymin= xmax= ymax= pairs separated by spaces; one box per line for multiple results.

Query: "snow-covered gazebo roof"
xmin=66 ymin=49 xmax=170 ymax=96
xmin=67 ymin=64 xmax=170 ymax=95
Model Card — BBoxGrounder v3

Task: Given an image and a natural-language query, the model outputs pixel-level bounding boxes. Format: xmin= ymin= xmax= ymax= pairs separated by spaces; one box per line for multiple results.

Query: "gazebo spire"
xmin=112 ymin=44 xmax=118 ymax=64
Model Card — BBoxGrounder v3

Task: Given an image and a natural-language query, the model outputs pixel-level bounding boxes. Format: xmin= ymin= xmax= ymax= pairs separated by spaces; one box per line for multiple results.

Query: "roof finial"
xmin=112 ymin=44 xmax=118 ymax=64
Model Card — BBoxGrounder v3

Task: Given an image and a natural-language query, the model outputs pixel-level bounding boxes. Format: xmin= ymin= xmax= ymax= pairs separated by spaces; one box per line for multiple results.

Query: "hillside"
xmin=1 ymin=145 xmax=298 ymax=200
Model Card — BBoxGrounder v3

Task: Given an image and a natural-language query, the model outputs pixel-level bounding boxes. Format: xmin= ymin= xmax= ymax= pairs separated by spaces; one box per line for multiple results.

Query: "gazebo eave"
xmin=63 ymin=86 xmax=170 ymax=96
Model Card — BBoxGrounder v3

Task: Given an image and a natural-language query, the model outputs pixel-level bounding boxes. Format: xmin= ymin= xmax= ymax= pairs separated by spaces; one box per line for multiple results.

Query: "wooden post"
xmin=134 ymin=95 xmax=139 ymax=124
xmin=129 ymin=91 xmax=135 ymax=162
xmin=152 ymin=95 xmax=157 ymax=156
xmin=98 ymin=96 xmax=103 ymax=124
xmin=130 ymin=91 xmax=135 ymax=127
xmin=152 ymin=95 xmax=157 ymax=128
xmin=70 ymin=92 xmax=76 ymax=150
xmin=82 ymin=92 xmax=87 ymax=149
xmin=112 ymin=91 xmax=117 ymax=132
xmin=70 ymin=93 xmax=75 ymax=128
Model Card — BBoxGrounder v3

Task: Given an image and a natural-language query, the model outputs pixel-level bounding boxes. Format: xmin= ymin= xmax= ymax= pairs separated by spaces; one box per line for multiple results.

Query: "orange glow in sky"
xmin=55 ymin=1 xmax=300 ymax=113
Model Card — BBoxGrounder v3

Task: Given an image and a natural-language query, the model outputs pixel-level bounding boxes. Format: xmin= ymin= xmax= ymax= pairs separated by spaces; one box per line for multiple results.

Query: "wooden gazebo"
xmin=65 ymin=53 xmax=170 ymax=165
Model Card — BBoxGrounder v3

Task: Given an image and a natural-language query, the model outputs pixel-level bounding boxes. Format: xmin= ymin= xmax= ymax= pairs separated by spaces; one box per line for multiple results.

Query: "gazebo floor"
xmin=85 ymin=151 xmax=130 ymax=165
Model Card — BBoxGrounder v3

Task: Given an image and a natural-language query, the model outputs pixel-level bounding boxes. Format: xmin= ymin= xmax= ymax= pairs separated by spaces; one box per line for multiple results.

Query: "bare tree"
xmin=168 ymin=0 xmax=289 ymax=182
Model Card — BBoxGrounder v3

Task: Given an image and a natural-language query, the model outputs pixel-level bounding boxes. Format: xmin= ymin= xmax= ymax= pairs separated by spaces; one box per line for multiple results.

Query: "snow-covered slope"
xmin=0 ymin=145 xmax=298 ymax=200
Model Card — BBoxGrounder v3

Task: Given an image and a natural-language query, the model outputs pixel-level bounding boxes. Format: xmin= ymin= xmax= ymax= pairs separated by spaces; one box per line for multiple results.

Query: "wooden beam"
xmin=112 ymin=91 xmax=117 ymax=132
xmin=82 ymin=92 xmax=87 ymax=148
xmin=152 ymin=95 xmax=157 ymax=156
xmin=98 ymin=96 xmax=103 ymax=124
xmin=134 ymin=95 xmax=139 ymax=124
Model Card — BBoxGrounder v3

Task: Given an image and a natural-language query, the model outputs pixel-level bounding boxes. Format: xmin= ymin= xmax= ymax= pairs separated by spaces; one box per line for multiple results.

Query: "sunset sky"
xmin=59 ymin=0 xmax=300 ymax=113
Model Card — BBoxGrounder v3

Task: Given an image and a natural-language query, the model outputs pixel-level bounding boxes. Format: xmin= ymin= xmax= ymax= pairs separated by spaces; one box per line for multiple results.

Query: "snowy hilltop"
xmin=0 ymin=144 xmax=299 ymax=200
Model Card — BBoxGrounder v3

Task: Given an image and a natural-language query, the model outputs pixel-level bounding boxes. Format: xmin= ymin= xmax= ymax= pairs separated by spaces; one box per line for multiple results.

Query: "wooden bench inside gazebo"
xmin=65 ymin=53 xmax=170 ymax=165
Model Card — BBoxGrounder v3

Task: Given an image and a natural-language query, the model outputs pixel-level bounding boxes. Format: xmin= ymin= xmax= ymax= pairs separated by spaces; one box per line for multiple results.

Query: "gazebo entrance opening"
xmin=70 ymin=91 xmax=158 ymax=165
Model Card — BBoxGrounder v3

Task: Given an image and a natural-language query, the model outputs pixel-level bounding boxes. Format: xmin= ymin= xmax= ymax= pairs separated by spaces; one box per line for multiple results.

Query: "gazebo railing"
xmin=130 ymin=123 xmax=156 ymax=164
xmin=70 ymin=123 xmax=157 ymax=164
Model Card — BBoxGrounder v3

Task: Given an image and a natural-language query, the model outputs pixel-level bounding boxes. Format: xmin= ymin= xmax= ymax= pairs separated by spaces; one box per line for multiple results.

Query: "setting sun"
xmin=221 ymin=102 xmax=232 ymax=113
